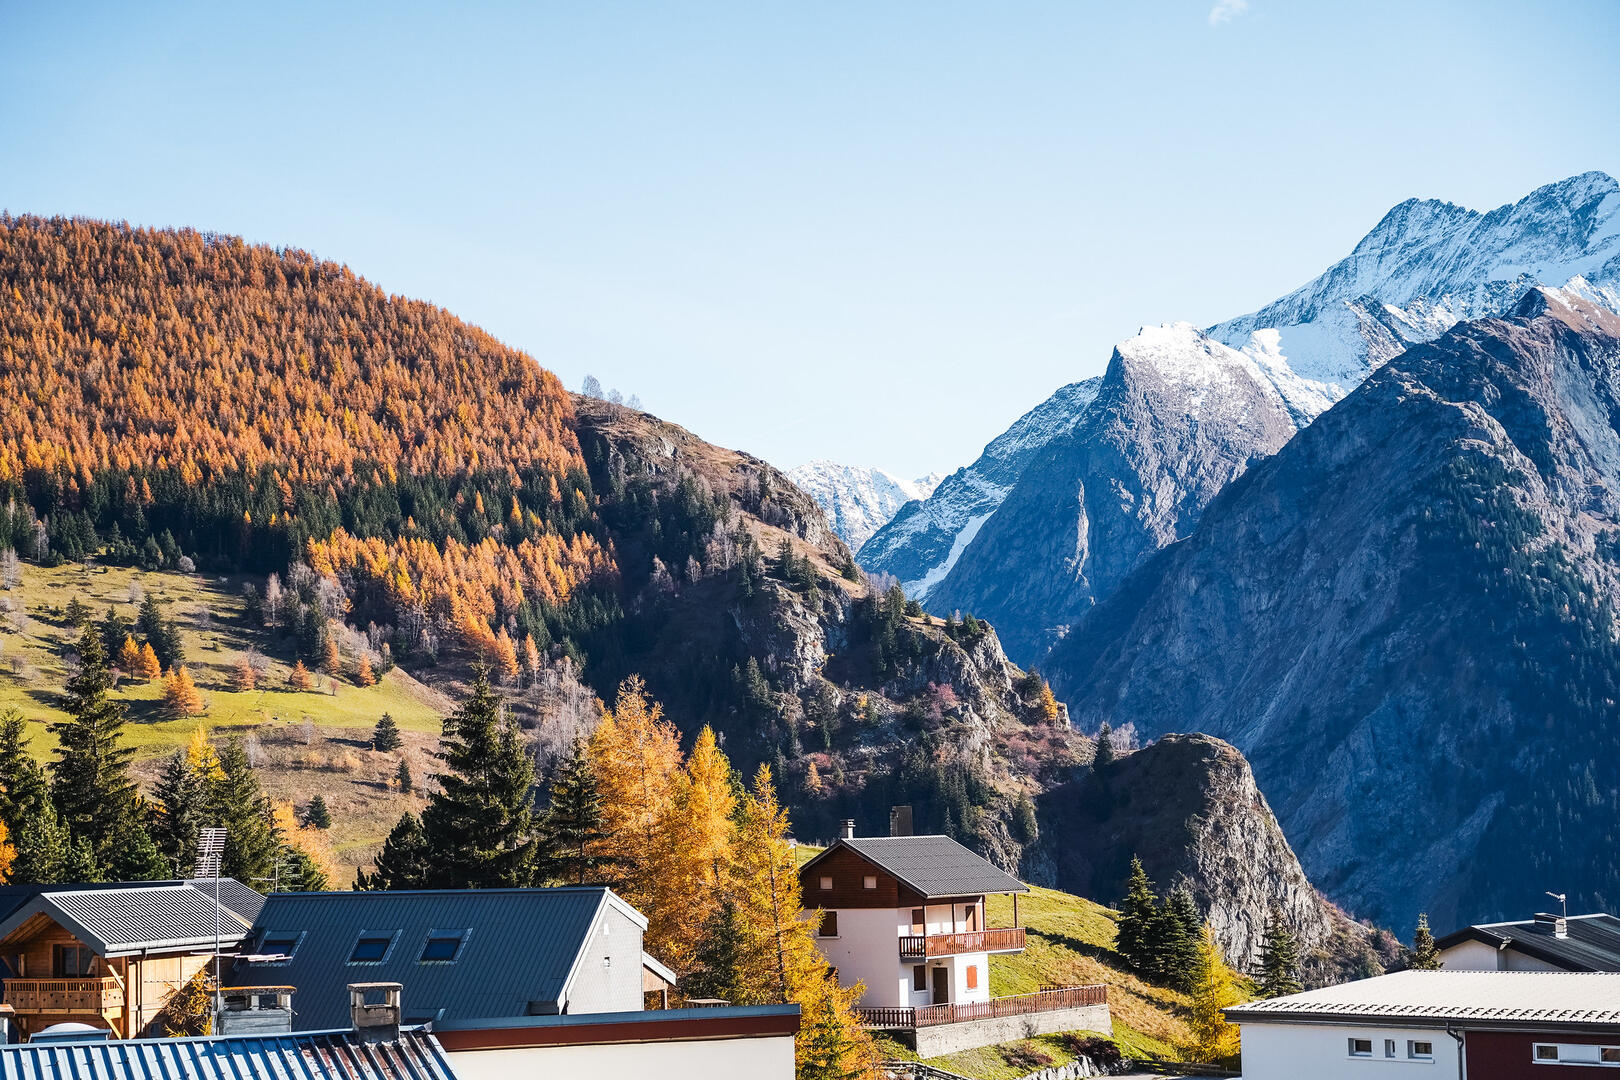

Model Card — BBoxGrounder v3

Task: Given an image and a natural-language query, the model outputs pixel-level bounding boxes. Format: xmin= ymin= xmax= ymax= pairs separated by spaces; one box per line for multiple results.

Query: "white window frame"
xmin=1408 ymin=1039 xmax=1435 ymax=1060
xmin=1349 ymin=1037 xmax=1373 ymax=1058
xmin=1532 ymin=1042 xmax=1620 ymax=1066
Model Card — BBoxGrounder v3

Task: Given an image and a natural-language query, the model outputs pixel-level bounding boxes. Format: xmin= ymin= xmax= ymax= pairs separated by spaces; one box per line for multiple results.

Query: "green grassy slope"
xmin=0 ymin=562 xmax=451 ymax=872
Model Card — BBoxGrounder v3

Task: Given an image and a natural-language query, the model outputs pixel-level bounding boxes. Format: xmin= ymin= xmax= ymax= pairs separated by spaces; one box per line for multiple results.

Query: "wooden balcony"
xmin=857 ymin=984 xmax=1107 ymax=1030
xmin=4 ymin=976 xmax=124 ymax=1017
xmin=897 ymin=927 xmax=1026 ymax=960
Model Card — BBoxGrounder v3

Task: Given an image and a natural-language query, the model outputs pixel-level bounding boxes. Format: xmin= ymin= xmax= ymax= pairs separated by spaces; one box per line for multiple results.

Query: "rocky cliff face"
xmin=863 ymin=173 xmax=1620 ymax=666
xmin=925 ymin=325 xmax=1299 ymax=662
xmin=1034 ymin=733 xmax=1378 ymax=978
xmin=1047 ymin=291 xmax=1620 ymax=932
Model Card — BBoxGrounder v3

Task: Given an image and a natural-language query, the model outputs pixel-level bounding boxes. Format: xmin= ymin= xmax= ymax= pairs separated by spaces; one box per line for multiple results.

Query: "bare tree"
xmin=581 ymin=374 xmax=603 ymax=399
xmin=263 ymin=572 xmax=284 ymax=628
xmin=0 ymin=548 xmax=21 ymax=589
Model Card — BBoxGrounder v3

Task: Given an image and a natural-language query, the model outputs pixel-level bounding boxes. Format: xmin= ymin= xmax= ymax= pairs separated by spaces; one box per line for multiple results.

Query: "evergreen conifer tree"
xmin=355 ymin=812 xmax=431 ymax=890
xmin=64 ymin=595 xmax=91 ymax=628
xmin=0 ymin=708 xmax=49 ymax=834
xmin=1115 ymin=855 xmax=1159 ymax=975
xmin=1092 ymin=722 xmax=1115 ymax=769
xmin=209 ymin=737 xmax=279 ymax=883
xmin=372 ymin=713 xmax=403 ymax=752
xmin=1254 ymin=903 xmax=1304 ymax=997
xmin=395 ymin=757 xmax=413 ymax=793
xmin=99 ymin=605 xmax=132 ymax=661
xmin=542 ymin=739 xmax=610 ymax=885
xmin=305 ymin=794 xmax=332 ymax=829
xmin=137 ymin=594 xmax=183 ymax=668
xmin=103 ymin=811 xmax=170 ymax=881
xmin=151 ymin=750 xmax=208 ymax=873
xmin=1161 ymin=884 xmax=1203 ymax=989
xmin=50 ymin=625 xmax=139 ymax=856
xmin=1410 ymin=913 xmax=1442 ymax=970
xmin=683 ymin=896 xmax=748 ymax=1002
xmin=420 ymin=669 xmax=537 ymax=888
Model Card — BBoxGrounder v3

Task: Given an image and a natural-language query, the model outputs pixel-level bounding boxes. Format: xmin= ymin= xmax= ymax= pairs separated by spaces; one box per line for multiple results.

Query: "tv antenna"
xmin=196 ymin=827 xmax=228 ymax=1010
xmin=1546 ymin=891 xmax=1567 ymax=917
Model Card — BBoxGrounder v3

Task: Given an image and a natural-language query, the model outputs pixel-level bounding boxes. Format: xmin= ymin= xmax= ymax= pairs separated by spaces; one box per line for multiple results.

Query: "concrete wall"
xmin=1438 ymin=939 xmax=1563 ymax=971
xmin=1238 ymin=1021 xmax=1455 ymax=1080
xmin=560 ymin=902 xmax=647 ymax=1014
xmin=814 ymin=904 xmax=994 ymax=1008
xmin=447 ymin=1034 xmax=796 ymax=1080
xmin=910 ymin=1003 xmax=1111 ymax=1057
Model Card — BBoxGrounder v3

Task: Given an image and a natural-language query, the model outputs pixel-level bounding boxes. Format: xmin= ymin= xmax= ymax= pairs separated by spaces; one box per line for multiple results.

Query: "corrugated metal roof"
xmin=184 ymin=878 xmax=266 ymax=924
xmin=230 ymin=889 xmax=626 ymax=1030
xmin=0 ymin=885 xmax=256 ymax=955
xmin=806 ymin=836 xmax=1027 ymax=899
xmin=1438 ymin=913 xmax=1620 ymax=972
xmin=0 ymin=1028 xmax=459 ymax=1080
xmin=0 ymin=880 xmax=262 ymax=927
xmin=1227 ymin=970 xmax=1620 ymax=1025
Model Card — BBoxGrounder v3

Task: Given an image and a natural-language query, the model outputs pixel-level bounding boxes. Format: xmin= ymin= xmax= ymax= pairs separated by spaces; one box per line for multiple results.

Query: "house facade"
xmin=1227 ymin=970 xmax=1620 ymax=1080
xmin=0 ymin=881 xmax=262 ymax=1040
xmin=798 ymin=828 xmax=1109 ymax=1055
xmin=1437 ymin=911 xmax=1620 ymax=971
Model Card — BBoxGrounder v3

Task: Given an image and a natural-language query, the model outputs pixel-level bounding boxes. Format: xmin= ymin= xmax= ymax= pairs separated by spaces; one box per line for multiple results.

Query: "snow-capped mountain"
xmin=856 ymin=377 xmax=1103 ymax=595
xmin=860 ymin=171 xmax=1620 ymax=662
xmin=785 ymin=461 xmax=943 ymax=549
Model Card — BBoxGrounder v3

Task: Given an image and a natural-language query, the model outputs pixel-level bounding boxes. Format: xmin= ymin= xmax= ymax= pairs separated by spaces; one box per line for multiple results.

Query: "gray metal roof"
xmin=0 ymin=884 xmax=257 ymax=956
xmin=0 ymin=1028 xmax=458 ymax=1080
xmin=1437 ymin=913 xmax=1620 ymax=972
xmin=1227 ymin=970 xmax=1620 ymax=1027
xmin=0 ymin=880 xmax=262 ymax=927
xmin=804 ymin=836 xmax=1027 ymax=899
xmin=184 ymin=878 xmax=266 ymax=924
xmin=231 ymin=888 xmax=639 ymax=1030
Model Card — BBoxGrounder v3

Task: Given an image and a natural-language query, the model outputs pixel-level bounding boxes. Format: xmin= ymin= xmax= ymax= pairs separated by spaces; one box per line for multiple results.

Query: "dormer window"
xmin=255 ymin=931 xmax=304 ymax=963
xmin=420 ymin=929 xmax=469 ymax=963
xmin=348 ymin=931 xmax=399 ymax=964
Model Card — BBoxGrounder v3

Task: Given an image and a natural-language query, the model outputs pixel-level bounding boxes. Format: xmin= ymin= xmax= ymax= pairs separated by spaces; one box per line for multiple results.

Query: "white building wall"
xmin=446 ymin=1035 xmax=796 ymax=1080
xmin=816 ymin=907 xmax=911 ymax=1007
xmin=1438 ymin=940 xmax=1563 ymax=971
xmin=1239 ymin=1022 xmax=1456 ymax=1080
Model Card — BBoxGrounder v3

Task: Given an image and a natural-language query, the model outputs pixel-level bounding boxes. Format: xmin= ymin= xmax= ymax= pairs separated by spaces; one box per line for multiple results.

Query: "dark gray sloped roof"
xmin=806 ymin=836 xmax=1027 ymax=899
xmin=0 ymin=1027 xmax=458 ymax=1080
xmin=0 ymin=879 xmax=262 ymax=926
xmin=1437 ymin=913 xmax=1620 ymax=972
xmin=230 ymin=888 xmax=640 ymax=1030
xmin=184 ymin=878 xmax=266 ymax=924
xmin=0 ymin=884 xmax=257 ymax=956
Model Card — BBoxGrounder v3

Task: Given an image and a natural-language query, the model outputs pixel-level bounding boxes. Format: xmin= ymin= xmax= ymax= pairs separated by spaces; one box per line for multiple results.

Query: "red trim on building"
xmin=434 ymin=1012 xmax=801 ymax=1051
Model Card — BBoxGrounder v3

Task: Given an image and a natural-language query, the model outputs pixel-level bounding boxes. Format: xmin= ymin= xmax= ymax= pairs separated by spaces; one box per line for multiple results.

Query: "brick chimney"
xmin=348 ymin=982 xmax=403 ymax=1043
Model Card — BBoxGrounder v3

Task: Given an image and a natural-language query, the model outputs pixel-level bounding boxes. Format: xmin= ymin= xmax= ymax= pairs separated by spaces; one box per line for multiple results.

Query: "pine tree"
xmin=395 ymin=757 xmax=413 ymax=793
xmin=99 ymin=605 xmax=133 ymax=661
xmin=0 ymin=708 xmax=49 ymax=835
xmin=1410 ymin=913 xmax=1442 ymax=970
xmin=356 ymin=652 xmax=375 ymax=687
xmin=683 ymin=896 xmax=748 ymax=1002
xmin=372 ymin=713 xmax=403 ymax=752
xmin=1162 ymin=885 xmax=1204 ymax=990
xmin=355 ymin=812 xmax=431 ymax=890
xmin=1187 ymin=923 xmax=1242 ymax=1064
xmin=305 ymin=794 xmax=332 ymax=829
xmin=11 ymin=802 xmax=95 ymax=885
xmin=64 ymin=595 xmax=91 ymax=628
xmin=420 ymin=669 xmax=538 ymax=888
xmin=209 ymin=737 xmax=279 ymax=883
xmin=50 ymin=625 xmax=138 ymax=856
xmin=1255 ymin=903 xmax=1304 ymax=997
xmin=541 ymin=739 xmax=609 ymax=885
xmin=322 ymin=634 xmax=343 ymax=679
xmin=491 ymin=629 xmax=520 ymax=683
xmin=103 ymin=811 xmax=170 ymax=881
xmin=151 ymin=750 xmax=209 ymax=874
xmin=163 ymin=665 xmax=206 ymax=716
xmin=137 ymin=594 xmax=183 ymax=668
xmin=1092 ymin=722 xmax=1115 ymax=769
xmin=289 ymin=660 xmax=313 ymax=690
xmin=1115 ymin=855 xmax=1158 ymax=975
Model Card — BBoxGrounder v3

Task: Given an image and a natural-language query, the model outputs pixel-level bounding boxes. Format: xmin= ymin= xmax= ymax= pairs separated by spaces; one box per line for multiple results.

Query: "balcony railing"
xmin=4 ymin=976 xmax=124 ymax=1016
xmin=897 ymin=927 xmax=1026 ymax=960
xmin=857 ymin=984 xmax=1107 ymax=1029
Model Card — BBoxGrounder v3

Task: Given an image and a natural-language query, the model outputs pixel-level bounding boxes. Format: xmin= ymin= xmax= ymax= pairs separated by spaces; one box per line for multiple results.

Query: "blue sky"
xmin=4 ymin=1 xmax=1619 ymax=478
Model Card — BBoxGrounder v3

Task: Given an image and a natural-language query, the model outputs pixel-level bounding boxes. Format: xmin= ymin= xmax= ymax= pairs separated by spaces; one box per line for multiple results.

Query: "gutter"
xmin=1446 ymin=1022 xmax=1464 ymax=1080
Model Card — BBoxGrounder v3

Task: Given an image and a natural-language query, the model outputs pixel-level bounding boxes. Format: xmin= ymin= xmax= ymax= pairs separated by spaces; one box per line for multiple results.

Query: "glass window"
xmin=819 ymin=876 xmax=833 ymax=891
xmin=349 ymin=934 xmax=395 ymax=963
xmin=256 ymin=932 xmax=301 ymax=962
xmin=1349 ymin=1038 xmax=1372 ymax=1057
xmin=1409 ymin=1040 xmax=1433 ymax=1059
xmin=1535 ymin=1044 xmax=1559 ymax=1061
xmin=863 ymin=875 xmax=877 ymax=890
xmin=53 ymin=945 xmax=94 ymax=978
xmin=913 ymin=966 xmax=926 ymax=991
xmin=1385 ymin=1039 xmax=1396 ymax=1058
xmin=1604 ymin=1048 xmax=1620 ymax=1063
xmin=420 ymin=930 xmax=467 ymax=963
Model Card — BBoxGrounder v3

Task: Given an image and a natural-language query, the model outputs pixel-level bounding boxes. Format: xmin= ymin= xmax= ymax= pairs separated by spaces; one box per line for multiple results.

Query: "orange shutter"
xmin=966 ymin=965 xmax=978 ymax=990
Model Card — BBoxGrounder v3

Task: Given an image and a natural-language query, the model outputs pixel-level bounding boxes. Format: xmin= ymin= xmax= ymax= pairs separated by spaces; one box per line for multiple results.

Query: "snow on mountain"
xmin=861 ymin=171 xmax=1620 ymax=611
xmin=856 ymin=377 xmax=1103 ymax=595
xmin=785 ymin=461 xmax=944 ymax=550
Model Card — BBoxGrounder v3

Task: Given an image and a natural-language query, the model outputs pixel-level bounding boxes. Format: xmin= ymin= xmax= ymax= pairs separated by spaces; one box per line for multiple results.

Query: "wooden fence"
xmin=858 ymin=983 xmax=1107 ymax=1029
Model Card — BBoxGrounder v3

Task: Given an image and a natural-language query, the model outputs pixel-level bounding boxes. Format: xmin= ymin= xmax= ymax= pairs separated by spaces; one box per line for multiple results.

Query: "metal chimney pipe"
xmin=839 ymin=819 xmax=856 ymax=840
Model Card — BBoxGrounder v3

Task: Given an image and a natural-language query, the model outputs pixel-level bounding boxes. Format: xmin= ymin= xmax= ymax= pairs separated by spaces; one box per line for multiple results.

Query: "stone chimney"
xmin=348 ymin=982 xmax=403 ymax=1043
xmin=839 ymin=819 xmax=856 ymax=840
xmin=889 ymin=805 xmax=913 ymax=837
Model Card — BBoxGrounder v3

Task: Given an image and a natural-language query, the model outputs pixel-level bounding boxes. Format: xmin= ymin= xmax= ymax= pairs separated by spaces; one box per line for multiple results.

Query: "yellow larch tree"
xmin=136 ymin=641 xmax=162 ymax=681
xmin=588 ymin=676 xmax=683 ymax=916
xmin=356 ymin=652 xmax=375 ymax=687
xmin=1187 ymin=922 xmax=1243 ymax=1064
xmin=117 ymin=635 xmax=143 ymax=675
xmin=186 ymin=725 xmax=224 ymax=783
xmin=322 ymin=635 xmax=343 ymax=680
xmin=232 ymin=654 xmax=256 ymax=691
xmin=492 ymin=628 xmax=521 ymax=684
xmin=647 ymin=726 xmax=737 ymax=972
xmin=289 ymin=660 xmax=314 ymax=691
xmin=163 ymin=666 xmax=206 ymax=717
xmin=521 ymin=634 xmax=542 ymax=679
xmin=0 ymin=820 xmax=15 ymax=884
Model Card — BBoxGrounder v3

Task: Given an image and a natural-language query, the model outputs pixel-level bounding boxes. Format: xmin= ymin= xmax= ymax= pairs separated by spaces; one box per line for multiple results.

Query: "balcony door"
xmin=931 ymin=967 xmax=948 ymax=1005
